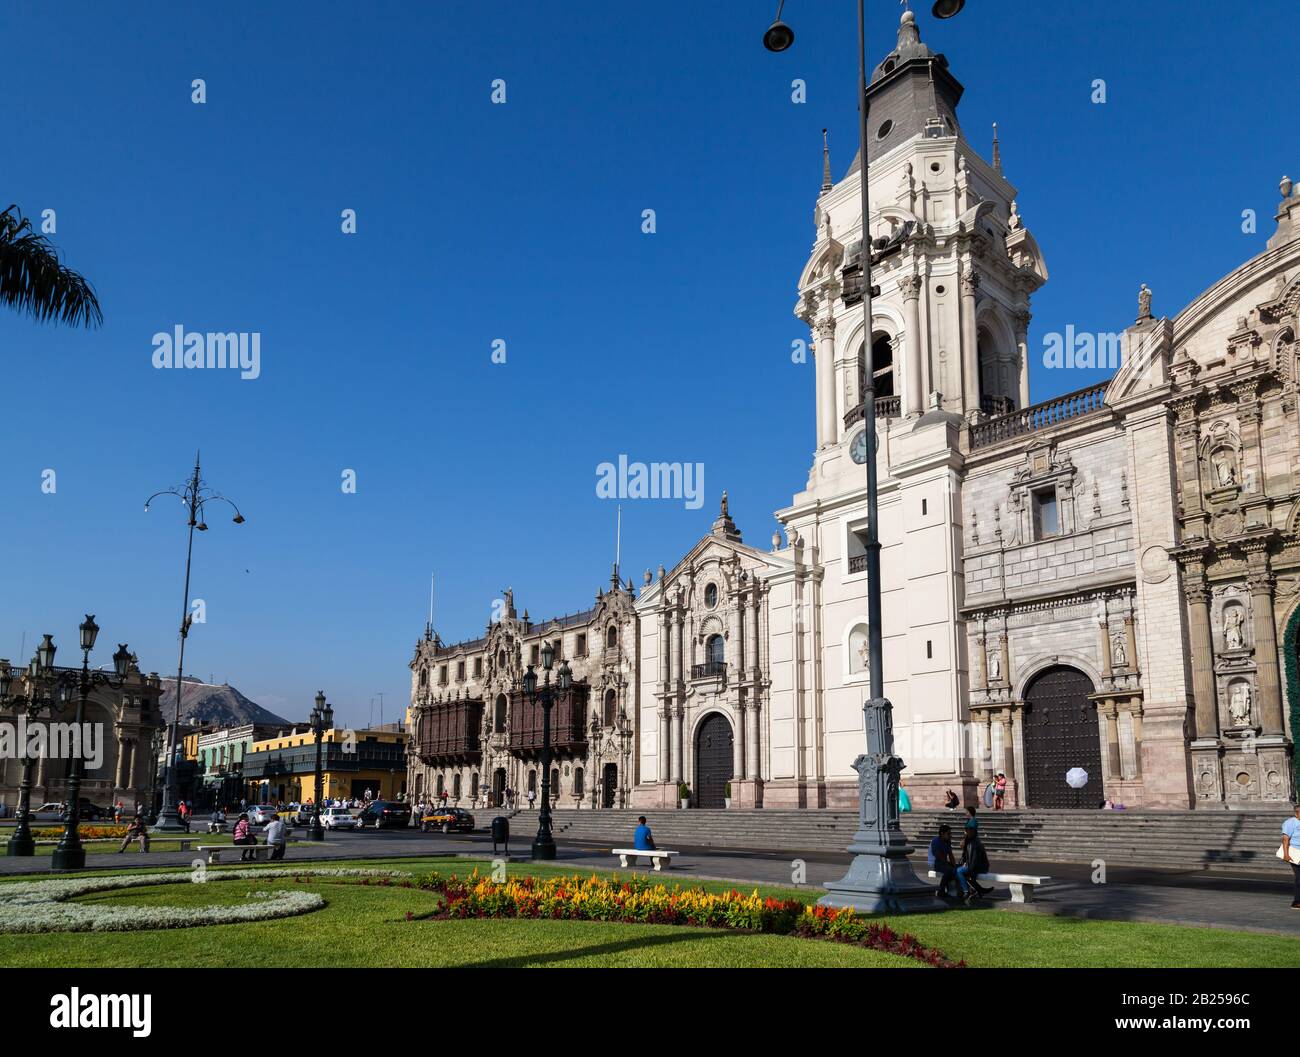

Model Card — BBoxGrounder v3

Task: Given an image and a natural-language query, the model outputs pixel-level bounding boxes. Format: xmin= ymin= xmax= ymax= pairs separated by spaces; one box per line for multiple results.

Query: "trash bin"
xmin=491 ymin=815 xmax=510 ymax=854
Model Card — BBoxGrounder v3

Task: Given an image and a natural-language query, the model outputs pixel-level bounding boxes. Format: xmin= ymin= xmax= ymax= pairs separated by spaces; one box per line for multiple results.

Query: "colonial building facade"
xmin=406 ymin=11 xmax=1297 ymax=811
xmin=0 ymin=657 xmax=163 ymax=816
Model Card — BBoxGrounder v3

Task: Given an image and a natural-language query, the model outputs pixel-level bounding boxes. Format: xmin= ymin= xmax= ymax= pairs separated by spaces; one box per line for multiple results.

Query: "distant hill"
xmin=158 ymin=677 xmax=292 ymax=729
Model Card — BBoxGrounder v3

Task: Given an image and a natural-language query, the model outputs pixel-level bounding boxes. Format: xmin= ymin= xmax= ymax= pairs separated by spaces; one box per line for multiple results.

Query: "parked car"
xmin=76 ymin=799 xmax=110 ymax=821
xmin=356 ymin=801 xmax=411 ymax=829
xmin=421 ymin=807 xmax=476 ymax=834
xmin=31 ymin=802 xmax=65 ymax=821
xmin=294 ymin=805 xmax=319 ymax=826
xmin=246 ymin=804 xmax=278 ymax=825
xmin=320 ymin=806 xmax=359 ymax=831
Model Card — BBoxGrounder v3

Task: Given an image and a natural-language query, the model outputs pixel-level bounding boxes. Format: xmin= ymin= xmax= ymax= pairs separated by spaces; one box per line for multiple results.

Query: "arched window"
xmin=603 ymin=688 xmax=617 ymax=726
xmin=574 ymin=768 xmax=585 ymax=797
xmin=550 ymin=768 xmax=560 ymax=795
xmin=452 ymin=773 xmax=462 ymax=800
xmin=704 ymin=583 xmax=718 ymax=608
xmin=435 ymin=774 xmax=445 ymax=796
xmin=528 ymin=769 xmax=537 ymax=794
xmin=606 ymin=625 xmax=618 ymax=648
xmin=857 ymin=332 xmax=895 ymax=402
xmin=497 ymin=649 xmax=507 ymax=669
xmin=706 ymin=634 xmax=724 ymax=668
xmin=494 ymin=694 xmax=507 ymax=733
xmin=470 ymin=772 xmax=479 ymax=799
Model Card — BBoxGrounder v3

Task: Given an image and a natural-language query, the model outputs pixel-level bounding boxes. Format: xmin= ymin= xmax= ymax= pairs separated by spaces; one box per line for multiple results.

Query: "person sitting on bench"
xmin=927 ymin=823 xmax=958 ymax=898
xmin=265 ymin=814 xmax=288 ymax=861
xmin=232 ymin=813 xmax=258 ymax=862
xmin=633 ymin=816 xmax=655 ymax=852
xmin=958 ymin=824 xmax=993 ymax=902
xmin=117 ymin=813 xmax=150 ymax=854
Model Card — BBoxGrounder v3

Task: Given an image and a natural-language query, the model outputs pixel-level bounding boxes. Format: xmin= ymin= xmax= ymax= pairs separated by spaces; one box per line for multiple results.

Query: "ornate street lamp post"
xmin=309 ymin=691 xmax=332 ymax=841
xmin=524 ymin=640 xmax=571 ymax=860
xmin=0 ymin=647 xmax=67 ymax=856
xmin=765 ymin=0 xmax=965 ymax=913
xmin=146 ymin=453 xmax=245 ymax=834
xmin=149 ymin=726 xmax=165 ymax=822
xmin=48 ymin=618 xmax=131 ymax=870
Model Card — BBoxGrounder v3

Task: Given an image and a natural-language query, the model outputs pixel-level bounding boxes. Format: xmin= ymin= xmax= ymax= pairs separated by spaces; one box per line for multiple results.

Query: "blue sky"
xmin=0 ymin=0 xmax=1291 ymax=726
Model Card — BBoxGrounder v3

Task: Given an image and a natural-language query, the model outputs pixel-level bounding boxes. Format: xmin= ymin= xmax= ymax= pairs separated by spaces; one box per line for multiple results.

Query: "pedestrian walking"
xmin=1281 ymin=802 xmax=1300 ymax=910
xmin=527 ymin=788 xmax=536 ymax=810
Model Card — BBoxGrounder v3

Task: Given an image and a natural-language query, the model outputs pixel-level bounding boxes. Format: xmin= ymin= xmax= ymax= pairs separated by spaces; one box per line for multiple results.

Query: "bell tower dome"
xmin=795 ymin=8 xmax=1049 ymax=462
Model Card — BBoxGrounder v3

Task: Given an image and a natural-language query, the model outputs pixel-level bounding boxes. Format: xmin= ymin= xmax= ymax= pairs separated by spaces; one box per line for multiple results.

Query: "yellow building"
xmin=241 ymin=726 xmax=407 ymax=804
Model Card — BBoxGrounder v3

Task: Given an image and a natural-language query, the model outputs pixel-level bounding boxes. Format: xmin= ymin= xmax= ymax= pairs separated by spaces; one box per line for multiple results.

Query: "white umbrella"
xmin=1066 ymin=767 xmax=1089 ymax=789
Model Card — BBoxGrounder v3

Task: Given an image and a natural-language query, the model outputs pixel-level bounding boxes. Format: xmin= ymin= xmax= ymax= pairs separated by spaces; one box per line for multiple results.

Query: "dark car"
xmin=356 ymin=801 xmax=410 ymax=830
xmin=77 ymin=800 xmax=110 ymax=821
xmin=421 ymin=807 xmax=476 ymax=834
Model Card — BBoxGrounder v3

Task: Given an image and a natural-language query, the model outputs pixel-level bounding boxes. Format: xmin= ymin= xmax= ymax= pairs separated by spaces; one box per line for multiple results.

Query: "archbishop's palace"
xmin=407 ymin=12 xmax=1299 ymax=814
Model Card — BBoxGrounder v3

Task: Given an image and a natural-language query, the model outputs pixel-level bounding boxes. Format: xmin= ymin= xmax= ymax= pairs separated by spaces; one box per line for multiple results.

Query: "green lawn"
xmin=0 ymin=856 xmax=1294 ymax=969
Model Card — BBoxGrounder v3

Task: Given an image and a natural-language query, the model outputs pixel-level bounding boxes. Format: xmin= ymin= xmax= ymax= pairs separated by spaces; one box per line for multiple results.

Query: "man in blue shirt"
xmin=928 ymin=824 xmax=957 ymax=898
xmin=633 ymin=816 xmax=655 ymax=852
xmin=1282 ymin=803 xmax=1300 ymax=909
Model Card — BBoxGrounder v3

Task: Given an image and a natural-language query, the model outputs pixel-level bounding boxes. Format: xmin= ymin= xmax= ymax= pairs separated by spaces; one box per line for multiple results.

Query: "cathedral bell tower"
xmin=795 ymin=9 xmax=1049 ymax=462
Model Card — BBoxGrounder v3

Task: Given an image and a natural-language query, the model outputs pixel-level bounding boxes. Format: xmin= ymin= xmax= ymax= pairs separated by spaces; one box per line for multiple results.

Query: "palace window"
xmin=574 ymin=768 xmax=584 ymax=798
xmin=419 ymin=669 xmax=427 ymax=687
xmin=473 ymin=657 xmax=483 ymax=678
xmin=530 ymin=644 xmax=540 ymax=666
xmin=456 ymin=661 xmax=465 ymax=682
xmin=603 ymin=688 xmax=617 ymax=726
xmin=1032 ymin=488 xmax=1060 ymax=539
xmin=704 ymin=583 xmax=718 ymax=608
xmin=438 ymin=665 xmax=448 ymax=687
xmin=606 ymin=625 xmax=618 ymax=648
xmin=706 ymin=634 xmax=725 ymax=669
xmin=452 ymin=773 xmax=461 ymax=799
xmin=494 ymin=694 xmax=507 ymax=733
xmin=576 ymin=633 xmax=588 ymax=657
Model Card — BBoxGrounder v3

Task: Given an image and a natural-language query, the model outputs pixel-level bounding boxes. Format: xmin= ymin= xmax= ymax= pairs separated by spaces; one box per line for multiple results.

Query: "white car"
xmin=320 ymin=807 xmax=358 ymax=830
xmin=246 ymin=805 xmax=279 ymax=825
xmin=31 ymin=802 xmax=66 ymax=821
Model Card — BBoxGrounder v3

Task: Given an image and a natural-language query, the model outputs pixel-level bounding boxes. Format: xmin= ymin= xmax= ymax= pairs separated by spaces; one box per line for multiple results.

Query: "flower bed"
xmin=31 ymin=826 xmax=128 ymax=840
xmin=412 ymin=870 xmax=962 ymax=968
xmin=0 ymin=867 xmax=401 ymax=934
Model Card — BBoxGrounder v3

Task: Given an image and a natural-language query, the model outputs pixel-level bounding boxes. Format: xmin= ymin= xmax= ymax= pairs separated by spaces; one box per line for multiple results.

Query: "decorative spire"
xmin=992 ymin=122 xmax=1002 ymax=174
xmin=820 ymin=128 xmax=833 ymax=195
xmin=711 ymin=490 xmax=742 ymax=542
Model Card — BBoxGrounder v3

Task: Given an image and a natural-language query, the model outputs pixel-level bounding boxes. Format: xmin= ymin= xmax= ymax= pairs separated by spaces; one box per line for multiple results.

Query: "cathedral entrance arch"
xmin=1022 ymin=666 xmax=1102 ymax=808
xmin=694 ymin=712 xmax=734 ymax=809
xmin=492 ymin=768 xmax=507 ymax=808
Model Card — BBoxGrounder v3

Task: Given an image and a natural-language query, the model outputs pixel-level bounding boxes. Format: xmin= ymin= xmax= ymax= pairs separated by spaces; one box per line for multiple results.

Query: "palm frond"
xmin=0 ymin=205 xmax=103 ymax=328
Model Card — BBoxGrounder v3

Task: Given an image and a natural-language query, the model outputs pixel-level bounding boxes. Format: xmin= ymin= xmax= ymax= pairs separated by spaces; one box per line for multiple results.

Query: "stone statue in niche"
xmin=987 ymin=643 xmax=1002 ymax=683
xmin=1211 ymin=447 xmax=1238 ymax=488
xmin=1111 ymin=632 xmax=1127 ymax=669
xmin=1228 ymin=682 xmax=1253 ymax=727
xmin=857 ymin=637 xmax=871 ymax=674
xmin=1223 ymin=605 xmax=1246 ymax=650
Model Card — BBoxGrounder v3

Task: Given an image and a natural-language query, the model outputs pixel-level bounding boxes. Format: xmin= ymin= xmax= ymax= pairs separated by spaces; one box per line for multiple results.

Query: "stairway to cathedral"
xmin=491 ymin=807 xmax=1288 ymax=873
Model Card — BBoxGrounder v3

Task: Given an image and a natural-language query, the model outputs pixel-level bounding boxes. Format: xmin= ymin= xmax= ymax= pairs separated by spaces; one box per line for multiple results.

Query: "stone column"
xmin=670 ymin=612 xmax=683 ymax=686
xmin=899 ymin=273 xmax=924 ymax=416
xmin=671 ymin=708 xmax=683 ymax=785
xmin=114 ymin=732 xmax=128 ymax=789
xmin=1099 ymin=614 xmax=1114 ymax=679
xmin=1013 ymin=308 xmax=1031 ymax=411
xmin=960 ymin=265 xmax=981 ymax=416
xmin=659 ymin=608 xmax=670 ymax=686
xmin=1124 ymin=615 xmax=1139 ymax=674
xmin=1128 ymin=703 xmax=1144 ymax=778
xmin=814 ymin=317 xmax=838 ymax=447
xmin=659 ymin=708 xmax=671 ymax=785
xmin=1184 ymin=570 xmax=1218 ymax=741
xmin=747 ymin=700 xmax=761 ymax=779
xmin=998 ymin=711 xmax=1017 ymax=786
xmin=732 ymin=706 xmax=745 ymax=782
xmin=1102 ymin=700 xmax=1123 ymax=778
xmin=750 ymin=587 xmax=762 ymax=681
xmin=1245 ymin=551 xmax=1285 ymax=735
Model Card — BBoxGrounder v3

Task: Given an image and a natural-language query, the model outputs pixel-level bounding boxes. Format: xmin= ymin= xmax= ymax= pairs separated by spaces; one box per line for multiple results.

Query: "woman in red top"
xmin=232 ymin=813 xmax=255 ymax=861
xmin=993 ymin=772 xmax=1008 ymax=810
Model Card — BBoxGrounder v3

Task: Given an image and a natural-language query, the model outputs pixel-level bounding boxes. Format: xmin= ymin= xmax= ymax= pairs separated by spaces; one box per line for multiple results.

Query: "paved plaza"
xmin=2 ymin=824 xmax=1293 ymax=937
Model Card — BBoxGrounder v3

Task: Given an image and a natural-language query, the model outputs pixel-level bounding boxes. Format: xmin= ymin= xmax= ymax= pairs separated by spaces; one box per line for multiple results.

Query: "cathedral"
xmin=408 ymin=11 xmax=1298 ymax=812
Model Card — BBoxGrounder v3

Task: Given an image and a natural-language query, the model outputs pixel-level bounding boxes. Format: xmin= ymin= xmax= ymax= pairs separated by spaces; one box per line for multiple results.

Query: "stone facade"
xmin=0 ymin=660 xmax=163 ymax=816
xmin=407 ymin=577 xmax=639 ymax=810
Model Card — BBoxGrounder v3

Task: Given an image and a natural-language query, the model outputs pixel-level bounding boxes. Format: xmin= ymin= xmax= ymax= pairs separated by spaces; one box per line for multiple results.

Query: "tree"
xmin=0 ymin=205 xmax=102 ymax=328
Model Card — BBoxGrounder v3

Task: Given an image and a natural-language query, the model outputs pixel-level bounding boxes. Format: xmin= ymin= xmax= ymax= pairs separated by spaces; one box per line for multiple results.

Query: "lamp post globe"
xmin=932 ymin=0 xmax=965 ymax=18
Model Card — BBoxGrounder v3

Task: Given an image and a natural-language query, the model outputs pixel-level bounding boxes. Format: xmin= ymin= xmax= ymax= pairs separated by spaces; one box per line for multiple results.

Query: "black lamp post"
xmin=765 ymin=0 xmax=965 ymax=913
xmin=146 ymin=453 xmax=245 ymax=834
xmin=525 ymin=640 xmax=571 ymax=860
xmin=0 ymin=649 xmax=68 ymax=856
xmin=309 ymin=691 xmax=332 ymax=841
xmin=149 ymin=726 xmax=165 ymax=822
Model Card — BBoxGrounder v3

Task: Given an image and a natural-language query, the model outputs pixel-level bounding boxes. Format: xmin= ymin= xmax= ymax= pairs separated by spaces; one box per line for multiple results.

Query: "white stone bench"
xmin=198 ymin=843 xmax=278 ymax=865
xmin=612 ymin=849 xmax=678 ymax=871
xmin=927 ymin=869 xmax=1050 ymax=903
